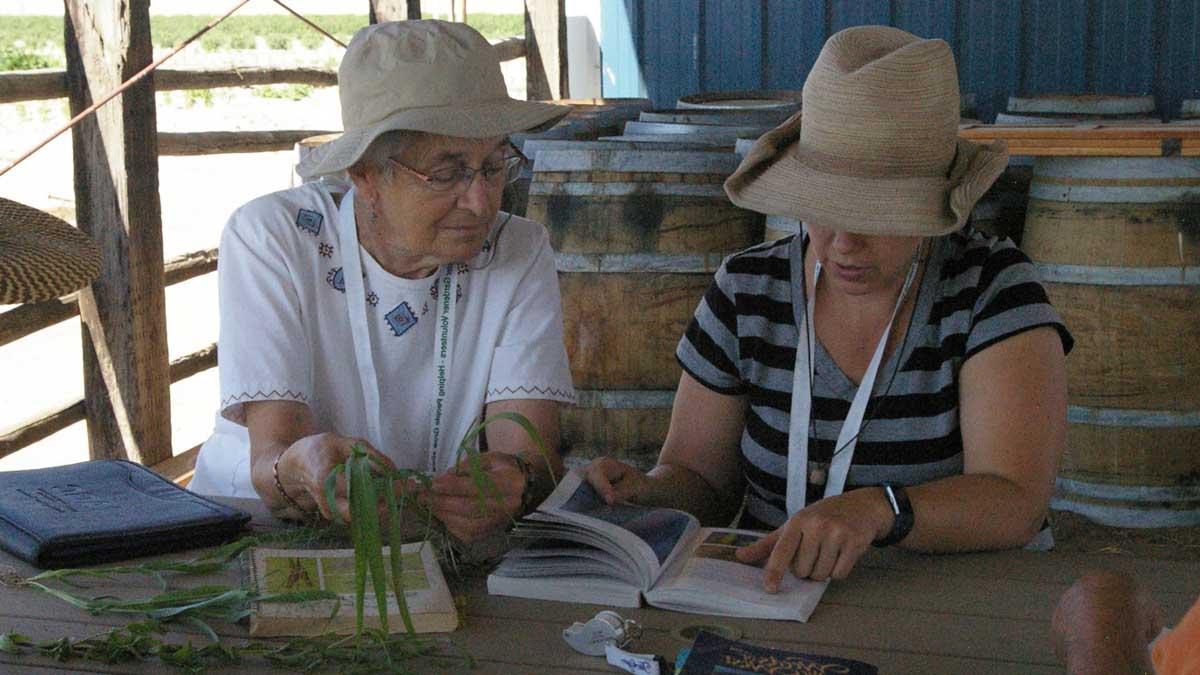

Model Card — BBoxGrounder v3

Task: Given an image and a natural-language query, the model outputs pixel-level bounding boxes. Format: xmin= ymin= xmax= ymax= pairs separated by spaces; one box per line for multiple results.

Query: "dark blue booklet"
xmin=0 ymin=459 xmax=250 ymax=568
xmin=678 ymin=630 xmax=878 ymax=674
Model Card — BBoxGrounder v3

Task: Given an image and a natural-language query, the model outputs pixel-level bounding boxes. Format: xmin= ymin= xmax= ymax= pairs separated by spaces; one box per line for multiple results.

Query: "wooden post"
xmin=64 ymin=0 xmax=172 ymax=465
xmin=370 ymin=0 xmax=421 ymax=22
xmin=524 ymin=0 xmax=568 ymax=100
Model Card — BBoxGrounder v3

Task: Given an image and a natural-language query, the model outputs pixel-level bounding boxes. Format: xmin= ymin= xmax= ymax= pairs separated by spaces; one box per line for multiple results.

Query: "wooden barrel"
xmin=292 ymin=133 xmax=347 ymax=188
xmin=1022 ymin=156 xmax=1200 ymax=527
xmin=733 ymin=138 xmax=801 ymax=242
xmin=598 ymin=134 xmax=741 ymax=151
xmin=623 ymin=120 xmax=772 ymax=139
xmin=639 ymin=108 xmax=793 ymax=127
xmin=505 ymin=100 xmax=654 ymax=216
xmin=526 ymin=148 xmax=764 ymax=467
xmin=1005 ymin=94 xmax=1157 ymax=119
xmin=677 ymin=90 xmax=801 ymax=112
xmin=978 ymin=95 xmax=1162 ymax=246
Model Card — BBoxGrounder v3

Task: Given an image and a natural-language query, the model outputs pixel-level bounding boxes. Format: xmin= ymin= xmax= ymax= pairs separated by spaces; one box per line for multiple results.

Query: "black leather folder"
xmin=0 ymin=459 xmax=250 ymax=569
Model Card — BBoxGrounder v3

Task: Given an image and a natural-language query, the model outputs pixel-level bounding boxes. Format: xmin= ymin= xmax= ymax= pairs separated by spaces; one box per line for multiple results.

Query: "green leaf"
xmin=0 ymin=632 xmax=31 ymax=654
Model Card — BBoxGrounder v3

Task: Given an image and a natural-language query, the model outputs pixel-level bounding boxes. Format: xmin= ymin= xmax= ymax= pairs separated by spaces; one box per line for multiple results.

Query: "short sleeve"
xmin=216 ymin=208 xmax=312 ymax=424
xmin=676 ymin=261 xmax=746 ymax=395
xmin=965 ymin=245 xmax=1075 ymax=360
xmin=485 ymin=224 xmax=575 ymax=405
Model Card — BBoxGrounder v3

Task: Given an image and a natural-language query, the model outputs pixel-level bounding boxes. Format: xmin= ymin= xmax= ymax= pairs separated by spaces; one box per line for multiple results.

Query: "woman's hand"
xmin=274 ymin=432 xmax=399 ymax=523
xmin=428 ymin=452 xmax=528 ymax=543
xmin=735 ymin=488 xmax=894 ymax=589
xmin=580 ymin=457 xmax=653 ymax=505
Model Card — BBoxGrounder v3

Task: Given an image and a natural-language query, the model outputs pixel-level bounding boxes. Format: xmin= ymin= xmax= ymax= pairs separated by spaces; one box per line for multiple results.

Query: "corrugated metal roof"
xmin=600 ymin=0 xmax=1200 ymax=120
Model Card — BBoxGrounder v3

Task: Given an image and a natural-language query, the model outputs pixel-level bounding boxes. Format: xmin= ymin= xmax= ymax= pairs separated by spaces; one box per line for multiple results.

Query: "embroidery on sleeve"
xmin=295 ymin=209 xmax=323 ymax=236
xmin=221 ymin=389 xmax=309 ymax=408
xmin=318 ymin=242 xmax=334 ymax=258
xmin=486 ymin=385 xmax=575 ymax=401
xmin=366 ymin=291 xmax=379 ymax=306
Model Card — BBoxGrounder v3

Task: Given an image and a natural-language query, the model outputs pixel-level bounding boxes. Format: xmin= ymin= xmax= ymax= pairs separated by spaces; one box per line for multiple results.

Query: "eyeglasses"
xmin=388 ymin=145 xmax=527 ymax=194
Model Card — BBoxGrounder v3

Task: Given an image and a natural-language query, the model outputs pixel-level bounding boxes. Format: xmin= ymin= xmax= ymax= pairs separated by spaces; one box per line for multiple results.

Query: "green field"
xmin=0 ymin=13 xmax=524 ymax=70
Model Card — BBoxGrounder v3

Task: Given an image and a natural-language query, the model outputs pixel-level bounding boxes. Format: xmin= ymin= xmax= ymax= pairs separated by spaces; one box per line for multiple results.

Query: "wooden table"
xmin=0 ymin=499 xmax=1196 ymax=674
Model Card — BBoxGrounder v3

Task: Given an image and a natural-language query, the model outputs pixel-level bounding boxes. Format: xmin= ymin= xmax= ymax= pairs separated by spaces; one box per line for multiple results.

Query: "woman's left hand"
xmin=428 ymin=452 xmax=527 ymax=543
xmin=735 ymin=488 xmax=894 ymax=589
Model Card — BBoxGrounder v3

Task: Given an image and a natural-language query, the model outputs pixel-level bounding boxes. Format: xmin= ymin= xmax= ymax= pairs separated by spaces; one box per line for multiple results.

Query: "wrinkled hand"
xmin=735 ymin=488 xmax=892 ymax=590
xmin=580 ymin=457 xmax=651 ymax=505
xmin=274 ymin=432 xmax=399 ymax=523
xmin=429 ymin=453 xmax=527 ymax=544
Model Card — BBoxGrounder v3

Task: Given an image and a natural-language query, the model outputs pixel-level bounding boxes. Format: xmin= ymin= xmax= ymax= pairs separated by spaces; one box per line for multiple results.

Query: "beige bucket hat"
xmin=0 ymin=197 xmax=100 ymax=304
xmin=298 ymin=20 xmax=570 ymax=179
xmin=724 ymin=25 xmax=1008 ymax=236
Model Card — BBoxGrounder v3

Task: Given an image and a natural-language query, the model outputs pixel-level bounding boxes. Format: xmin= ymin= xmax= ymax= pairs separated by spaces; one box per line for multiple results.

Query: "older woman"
xmin=189 ymin=20 xmax=576 ymax=543
xmin=584 ymin=26 xmax=1073 ymax=588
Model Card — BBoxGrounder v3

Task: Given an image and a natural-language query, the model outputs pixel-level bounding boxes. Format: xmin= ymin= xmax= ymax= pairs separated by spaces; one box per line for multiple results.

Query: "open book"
xmin=486 ymin=470 xmax=827 ymax=621
xmin=247 ymin=543 xmax=458 ymax=636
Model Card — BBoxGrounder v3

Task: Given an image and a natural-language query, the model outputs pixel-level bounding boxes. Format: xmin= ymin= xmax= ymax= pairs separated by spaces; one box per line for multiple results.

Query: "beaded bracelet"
xmin=510 ymin=452 xmax=537 ymax=516
xmin=272 ymin=452 xmax=309 ymax=515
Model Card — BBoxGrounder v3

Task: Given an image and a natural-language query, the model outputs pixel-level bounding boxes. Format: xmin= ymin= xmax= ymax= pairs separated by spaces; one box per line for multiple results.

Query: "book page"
xmin=250 ymin=543 xmax=455 ymax=631
xmin=529 ymin=469 xmax=699 ymax=588
xmin=646 ymin=528 xmax=828 ymax=622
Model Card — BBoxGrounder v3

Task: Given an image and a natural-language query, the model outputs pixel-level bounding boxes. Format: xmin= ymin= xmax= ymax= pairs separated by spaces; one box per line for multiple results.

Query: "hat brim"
xmin=297 ymin=98 xmax=570 ymax=179
xmin=725 ymin=116 xmax=1008 ymax=237
xmin=0 ymin=198 xmax=101 ymax=304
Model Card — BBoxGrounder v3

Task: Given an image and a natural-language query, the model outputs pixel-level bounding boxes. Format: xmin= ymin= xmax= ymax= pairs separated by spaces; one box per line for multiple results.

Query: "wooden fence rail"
xmin=0 ymin=36 xmax=526 ymax=104
xmin=0 ymin=247 xmax=218 ymax=349
xmin=0 ymin=342 xmax=217 ymax=462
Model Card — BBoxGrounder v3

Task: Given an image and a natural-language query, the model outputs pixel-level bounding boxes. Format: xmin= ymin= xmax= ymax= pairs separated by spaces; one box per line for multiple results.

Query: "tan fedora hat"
xmin=0 ymin=197 xmax=100 ymax=304
xmin=725 ymin=25 xmax=1008 ymax=237
xmin=298 ymin=20 xmax=570 ymax=179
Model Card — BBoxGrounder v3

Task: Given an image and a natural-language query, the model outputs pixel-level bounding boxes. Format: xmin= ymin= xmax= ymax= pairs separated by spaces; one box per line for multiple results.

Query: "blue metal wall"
xmin=599 ymin=0 xmax=1200 ymax=121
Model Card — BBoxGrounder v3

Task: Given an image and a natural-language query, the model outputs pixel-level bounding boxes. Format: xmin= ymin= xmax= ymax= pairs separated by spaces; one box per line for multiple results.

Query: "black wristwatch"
xmin=872 ymin=483 xmax=915 ymax=547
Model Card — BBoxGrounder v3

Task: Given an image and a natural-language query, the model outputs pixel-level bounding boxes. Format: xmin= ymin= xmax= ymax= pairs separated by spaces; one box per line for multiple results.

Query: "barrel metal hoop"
xmin=529 ymin=182 xmax=727 ymax=197
xmin=1068 ymin=405 xmax=1200 ymax=427
xmin=1051 ymin=495 xmax=1200 ymax=528
xmin=532 ymin=149 xmax=740 ymax=174
xmin=573 ymin=390 xmax=676 ymax=409
xmin=1035 ymin=263 xmax=1200 ymax=286
xmin=556 ymin=252 xmax=725 ymax=274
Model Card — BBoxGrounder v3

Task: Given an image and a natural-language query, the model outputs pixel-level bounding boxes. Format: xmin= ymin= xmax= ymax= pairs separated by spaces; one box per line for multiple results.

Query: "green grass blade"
xmin=383 ymin=485 xmax=415 ymax=634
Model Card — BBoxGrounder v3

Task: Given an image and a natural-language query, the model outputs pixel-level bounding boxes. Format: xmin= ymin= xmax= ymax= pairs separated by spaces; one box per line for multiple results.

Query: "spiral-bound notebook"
xmin=0 ymin=459 xmax=250 ymax=568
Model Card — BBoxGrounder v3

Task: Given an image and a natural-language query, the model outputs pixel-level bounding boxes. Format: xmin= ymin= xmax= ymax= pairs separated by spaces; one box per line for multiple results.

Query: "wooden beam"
xmin=0 ymin=401 xmax=85 ymax=462
xmin=0 ymin=67 xmax=338 ymax=104
xmin=151 ymin=444 xmax=201 ymax=487
xmin=66 ymin=0 xmax=172 ymax=466
xmin=0 ymin=247 xmax=218 ymax=348
xmin=524 ymin=0 xmax=568 ymax=101
xmin=492 ymin=36 xmax=527 ymax=63
xmin=0 ymin=343 xmax=217 ymax=462
xmin=158 ymin=130 xmax=338 ymax=155
xmin=369 ymin=0 xmax=421 ymax=22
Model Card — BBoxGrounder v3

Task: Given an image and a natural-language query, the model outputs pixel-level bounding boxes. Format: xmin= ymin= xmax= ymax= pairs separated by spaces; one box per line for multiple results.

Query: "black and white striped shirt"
xmin=676 ymin=228 xmax=1074 ymax=530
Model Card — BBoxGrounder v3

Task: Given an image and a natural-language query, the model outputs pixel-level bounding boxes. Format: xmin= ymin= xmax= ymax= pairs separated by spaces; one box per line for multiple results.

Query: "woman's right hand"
xmin=580 ymin=457 xmax=652 ymax=505
xmin=274 ymin=432 xmax=400 ymax=522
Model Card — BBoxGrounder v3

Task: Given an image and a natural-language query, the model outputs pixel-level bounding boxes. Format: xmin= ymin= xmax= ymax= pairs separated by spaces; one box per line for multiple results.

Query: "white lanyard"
xmin=336 ymin=190 xmax=458 ymax=472
xmin=785 ymin=255 xmax=918 ymax=515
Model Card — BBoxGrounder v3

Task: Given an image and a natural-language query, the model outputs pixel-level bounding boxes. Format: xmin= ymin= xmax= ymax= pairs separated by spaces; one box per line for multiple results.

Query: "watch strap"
xmin=873 ymin=483 xmax=915 ymax=547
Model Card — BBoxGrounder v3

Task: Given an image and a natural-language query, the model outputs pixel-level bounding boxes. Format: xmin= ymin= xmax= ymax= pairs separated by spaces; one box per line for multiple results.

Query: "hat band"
xmin=794 ymin=144 xmax=949 ymax=179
